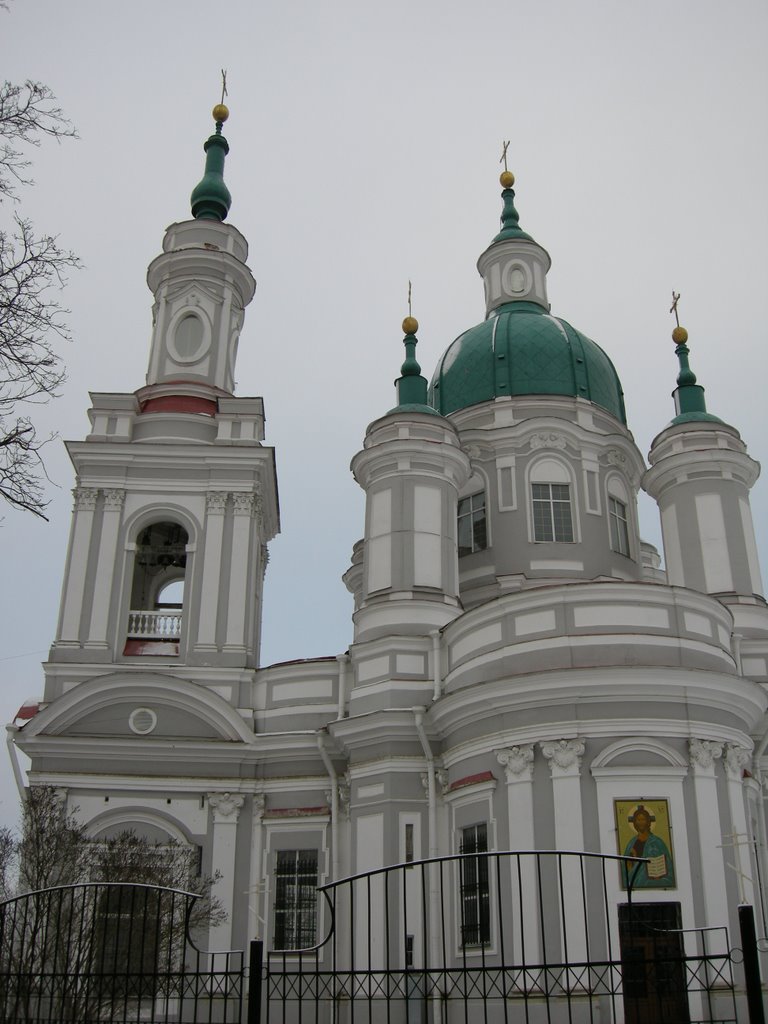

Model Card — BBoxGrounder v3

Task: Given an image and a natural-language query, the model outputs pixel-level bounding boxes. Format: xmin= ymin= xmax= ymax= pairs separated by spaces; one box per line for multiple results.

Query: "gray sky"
xmin=1 ymin=0 xmax=766 ymax=830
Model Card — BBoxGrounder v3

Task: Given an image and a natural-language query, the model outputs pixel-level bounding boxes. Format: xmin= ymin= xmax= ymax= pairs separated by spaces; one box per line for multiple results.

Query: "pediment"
xmin=22 ymin=672 xmax=254 ymax=744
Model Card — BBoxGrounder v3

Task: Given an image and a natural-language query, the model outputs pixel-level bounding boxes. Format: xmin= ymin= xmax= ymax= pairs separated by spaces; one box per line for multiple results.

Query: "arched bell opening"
xmin=125 ymin=522 xmax=189 ymax=655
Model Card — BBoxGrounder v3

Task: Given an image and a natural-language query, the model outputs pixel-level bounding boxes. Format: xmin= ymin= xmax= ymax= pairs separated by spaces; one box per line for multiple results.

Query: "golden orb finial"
xmin=672 ymin=325 xmax=688 ymax=345
xmin=500 ymin=169 xmax=515 ymax=189
xmin=213 ymin=103 xmax=230 ymax=123
xmin=402 ymin=316 xmax=419 ymax=335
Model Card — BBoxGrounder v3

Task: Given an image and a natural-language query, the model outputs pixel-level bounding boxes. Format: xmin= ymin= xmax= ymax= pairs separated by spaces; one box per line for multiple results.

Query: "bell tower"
xmin=46 ymin=102 xmax=279 ymax=704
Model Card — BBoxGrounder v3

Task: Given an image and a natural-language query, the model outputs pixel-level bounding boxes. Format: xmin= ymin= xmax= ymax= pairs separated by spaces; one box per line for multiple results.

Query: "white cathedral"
xmin=8 ymin=105 xmax=768 ymax=1013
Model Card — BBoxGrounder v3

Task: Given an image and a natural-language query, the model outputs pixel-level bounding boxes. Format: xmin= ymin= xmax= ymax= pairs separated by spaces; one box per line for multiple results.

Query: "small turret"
xmin=644 ymin=300 xmax=764 ymax=615
xmin=349 ymin=309 xmax=470 ymax=644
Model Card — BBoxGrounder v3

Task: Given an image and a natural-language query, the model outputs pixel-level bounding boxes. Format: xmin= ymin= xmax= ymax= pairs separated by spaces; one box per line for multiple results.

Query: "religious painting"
xmin=615 ymin=799 xmax=676 ymax=890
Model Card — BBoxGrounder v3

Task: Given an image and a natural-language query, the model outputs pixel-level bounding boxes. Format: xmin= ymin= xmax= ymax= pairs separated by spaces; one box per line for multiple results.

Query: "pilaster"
xmin=689 ymin=739 xmax=729 ymax=943
xmin=85 ymin=489 xmax=126 ymax=649
xmin=541 ymin=738 xmax=587 ymax=970
xmin=195 ymin=492 xmax=228 ymax=650
xmin=496 ymin=745 xmax=539 ymax=964
xmin=57 ymin=488 xmax=99 ymax=646
xmin=207 ymin=791 xmax=245 ymax=950
xmin=724 ymin=743 xmax=755 ymax=907
xmin=224 ymin=492 xmax=259 ymax=654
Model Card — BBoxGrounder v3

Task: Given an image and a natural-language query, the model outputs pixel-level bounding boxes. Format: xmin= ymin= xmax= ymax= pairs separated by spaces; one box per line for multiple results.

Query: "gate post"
xmin=739 ymin=905 xmax=765 ymax=1024
xmin=247 ymin=940 xmax=264 ymax=1024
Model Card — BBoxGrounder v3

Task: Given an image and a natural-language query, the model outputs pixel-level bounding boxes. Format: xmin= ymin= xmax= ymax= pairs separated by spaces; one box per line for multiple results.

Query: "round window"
xmin=129 ymin=707 xmax=157 ymax=735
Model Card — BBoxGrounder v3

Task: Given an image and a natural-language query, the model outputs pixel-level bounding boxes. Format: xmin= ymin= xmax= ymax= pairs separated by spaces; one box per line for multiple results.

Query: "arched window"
xmin=529 ymin=458 xmax=575 ymax=542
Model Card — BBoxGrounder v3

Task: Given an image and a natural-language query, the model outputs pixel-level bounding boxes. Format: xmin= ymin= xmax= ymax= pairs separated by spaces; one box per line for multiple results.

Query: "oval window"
xmin=174 ymin=313 xmax=205 ymax=360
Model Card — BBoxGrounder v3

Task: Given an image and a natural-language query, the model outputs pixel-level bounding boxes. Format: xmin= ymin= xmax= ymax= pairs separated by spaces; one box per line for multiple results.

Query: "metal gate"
xmin=260 ymin=850 xmax=738 ymax=1024
xmin=0 ymin=882 xmax=244 ymax=1022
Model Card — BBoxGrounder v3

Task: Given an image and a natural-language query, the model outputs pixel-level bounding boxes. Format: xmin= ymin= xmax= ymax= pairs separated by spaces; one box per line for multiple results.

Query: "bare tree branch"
xmin=0 ymin=79 xmax=77 ymax=202
xmin=0 ymin=215 xmax=79 ymax=518
xmin=0 ymin=61 xmax=79 ymax=519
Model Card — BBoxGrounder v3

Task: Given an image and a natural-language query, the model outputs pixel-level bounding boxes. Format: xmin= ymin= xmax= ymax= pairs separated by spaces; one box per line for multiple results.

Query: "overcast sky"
xmin=1 ymin=0 xmax=766 ymax=829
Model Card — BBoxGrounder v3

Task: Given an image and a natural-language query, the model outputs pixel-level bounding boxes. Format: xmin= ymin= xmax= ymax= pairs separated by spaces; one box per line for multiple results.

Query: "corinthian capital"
xmin=496 ymin=745 xmax=535 ymax=782
xmin=73 ymin=487 xmax=99 ymax=511
xmin=541 ymin=738 xmax=585 ymax=776
xmin=689 ymin=738 xmax=723 ymax=771
xmin=232 ymin=492 xmax=260 ymax=516
xmin=103 ymin=488 xmax=126 ymax=511
xmin=206 ymin=491 xmax=228 ymax=513
xmin=724 ymin=744 xmax=751 ymax=781
xmin=208 ymin=791 xmax=244 ymax=822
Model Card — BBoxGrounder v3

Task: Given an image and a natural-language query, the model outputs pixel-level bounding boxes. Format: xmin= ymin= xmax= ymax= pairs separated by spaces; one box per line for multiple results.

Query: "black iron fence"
xmin=0 ymin=859 xmax=753 ymax=1023
xmin=262 ymin=850 xmax=739 ymax=1024
xmin=0 ymin=881 xmax=243 ymax=1022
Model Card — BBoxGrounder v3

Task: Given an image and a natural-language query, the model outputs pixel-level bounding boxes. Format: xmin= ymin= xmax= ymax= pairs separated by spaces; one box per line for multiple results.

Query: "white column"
xmin=224 ymin=492 xmax=258 ymax=652
xmin=85 ymin=489 xmax=125 ymax=649
xmin=496 ymin=745 xmax=540 ymax=969
xmin=541 ymin=739 xmax=588 ymax=977
xmin=724 ymin=744 xmax=755 ymax=907
xmin=689 ymin=740 xmax=729 ymax=952
xmin=195 ymin=492 xmax=228 ymax=650
xmin=207 ymin=792 xmax=245 ymax=950
xmin=247 ymin=795 xmax=266 ymax=941
xmin=57 ymin=487 xmax=99 ymax=645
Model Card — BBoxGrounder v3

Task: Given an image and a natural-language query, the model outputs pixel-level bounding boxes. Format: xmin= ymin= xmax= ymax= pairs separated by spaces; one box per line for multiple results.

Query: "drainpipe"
xmin=6 ymin=725 xmax=26 ymax=801
xmin=317 ymin=731 xmax=340 ymax=882
xmin=414 ymin=707 xmax=443 ymax=1023
xmin=336 ymin=653 xmax=349 ymax=720
xmin=430 ymin=631 xmax=442 ymax=702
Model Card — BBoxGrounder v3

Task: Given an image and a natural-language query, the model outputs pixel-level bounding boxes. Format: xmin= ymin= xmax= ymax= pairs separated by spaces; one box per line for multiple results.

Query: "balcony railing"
xmin=127 ymin=609 xmax=182 ymax=639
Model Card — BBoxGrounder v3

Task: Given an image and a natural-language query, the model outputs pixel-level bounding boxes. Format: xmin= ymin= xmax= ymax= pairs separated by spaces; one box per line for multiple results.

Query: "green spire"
xmin=389 ymin=316 xmax=439 ymax=416
xmin=190 ymin=103 xmax=232 ymax=222
xmin=669 ymin=325 xmax=723 ymax=426
xmin=493 ymin=169 xmax=534 ymax=243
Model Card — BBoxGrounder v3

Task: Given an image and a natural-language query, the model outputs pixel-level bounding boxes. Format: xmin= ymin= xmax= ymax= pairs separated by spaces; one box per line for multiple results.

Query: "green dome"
xmin=428 ymin=302 xmax=626 ymax=424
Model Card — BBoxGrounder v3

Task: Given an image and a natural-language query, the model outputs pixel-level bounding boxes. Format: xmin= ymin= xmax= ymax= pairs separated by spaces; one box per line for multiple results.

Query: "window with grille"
xmin=532 ymin=483 xmax=574 ymax=542
xmin=458 ymin=493 xmax=487 ymax=557
xmin=609 ymin=496 xmax=630 ymax=556
xmin=459 ymin=824 xmax=490 ymax=947
xmin=274 ymin=850 xmax=318 ymax=950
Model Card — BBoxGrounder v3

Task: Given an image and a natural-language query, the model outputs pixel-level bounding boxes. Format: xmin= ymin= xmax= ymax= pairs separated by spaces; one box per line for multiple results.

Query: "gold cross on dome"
xmin=499 ymin=140 xmax=510 ymax=172
xmin=408 ymin=280 xmax=412 ymax=318
xmin=220 ymin=69 xmax=228 ymax=106
xmin=670 ymin=290 xmax=681 ymax=327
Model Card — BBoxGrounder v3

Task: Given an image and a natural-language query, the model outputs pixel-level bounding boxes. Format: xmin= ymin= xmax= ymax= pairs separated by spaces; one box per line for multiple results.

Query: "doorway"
xmin=619 ymin=901 xmax=690 ymax=1024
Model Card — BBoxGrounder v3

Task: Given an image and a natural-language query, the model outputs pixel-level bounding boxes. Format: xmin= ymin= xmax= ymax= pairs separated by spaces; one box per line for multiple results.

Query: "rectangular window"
xmin=459 ymin=824 xmax=490 ymax=947
xmin=274 ymin=850 xmax=318 ymax=950
xmin=458 ymin=493 xmax=487 ymax=557
xmin=609 ymin=496 xmax=630 ymax=556
xmin=532 ymin=483 xmax=574 ymax=542
xmin=405 ymin=823 xmax=414 ymax=864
